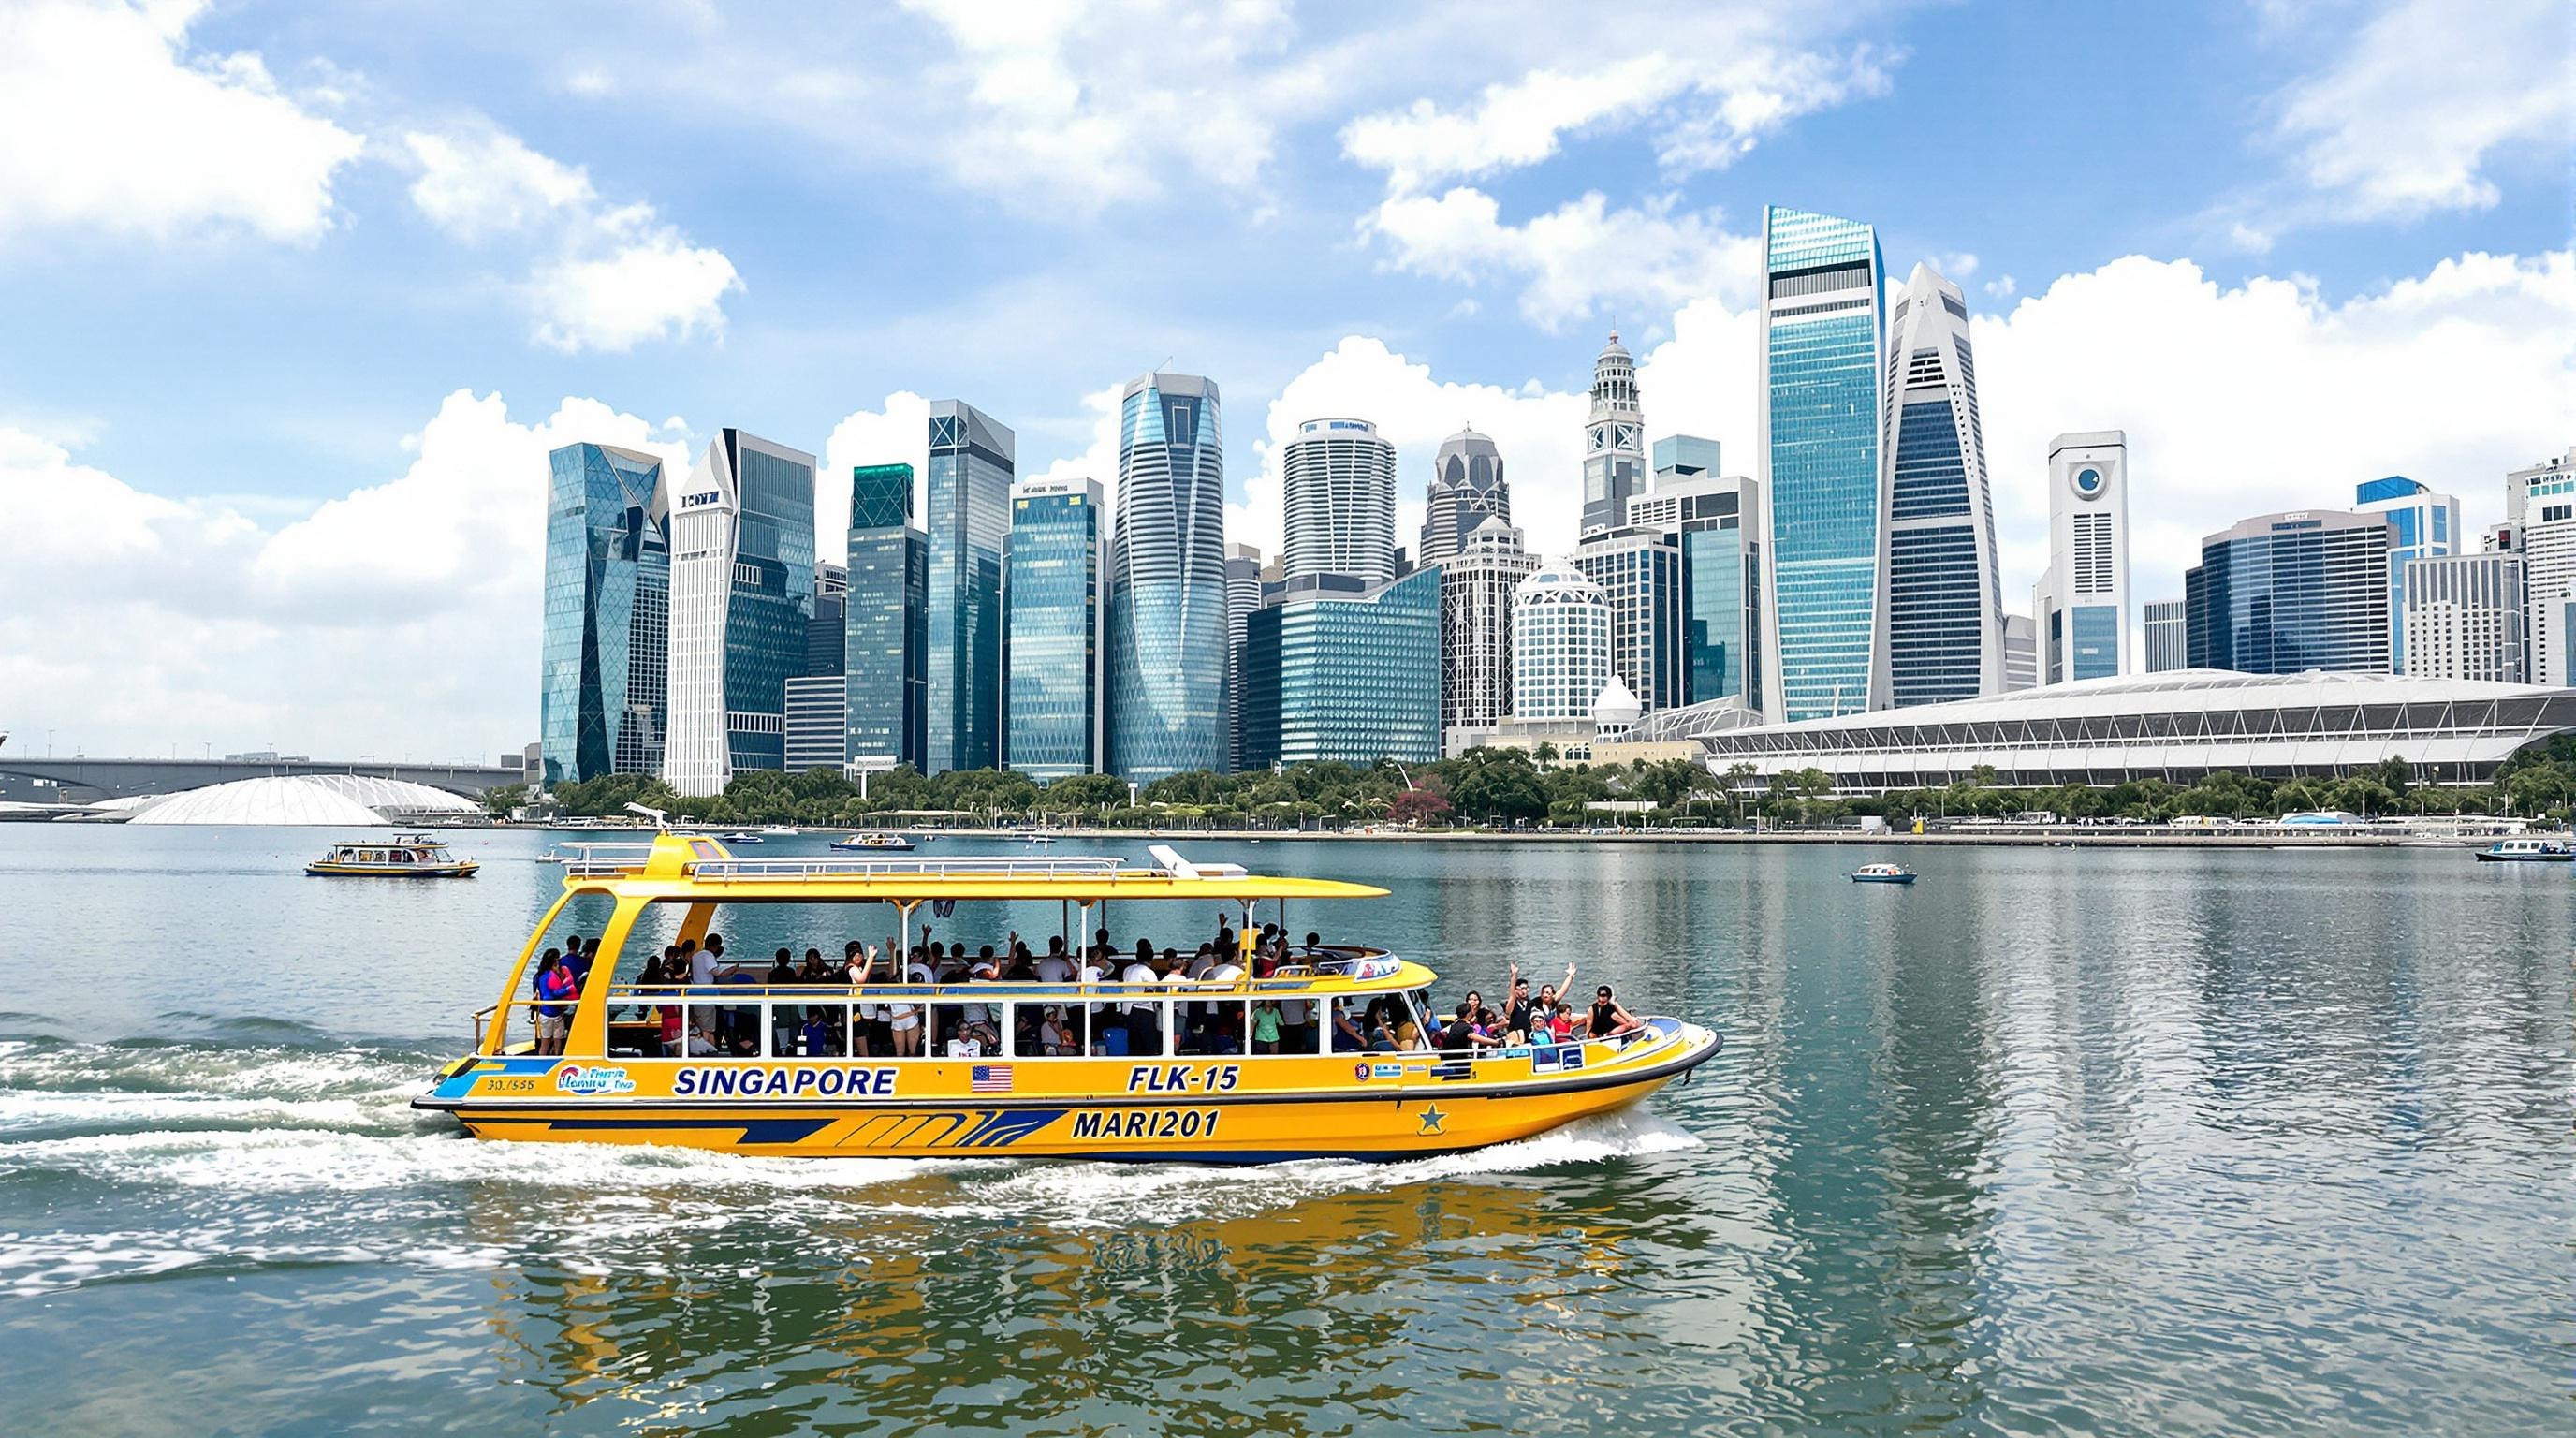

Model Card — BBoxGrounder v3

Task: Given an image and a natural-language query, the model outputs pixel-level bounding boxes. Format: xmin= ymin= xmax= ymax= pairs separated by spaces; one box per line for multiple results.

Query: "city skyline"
xmin=3 ymin=2 xmax=2569 ymax=759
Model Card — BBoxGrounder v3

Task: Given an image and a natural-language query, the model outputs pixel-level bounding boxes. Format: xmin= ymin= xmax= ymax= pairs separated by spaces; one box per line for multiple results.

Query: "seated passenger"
xmin=658 ymin=996 xmax=684 ymax=1056
xmin=1396 ymin=1021 xmax=1427 ymax=1051
xmin=1587 ymin=986 xmax=1641 ymax=1039
xmin=1547 ymin=1003 xmax=1576 ymax=1044
xmin=686 ymin=1018 xmax=722 ymax=1056
xmin=1034 ymin=937 xmax=1075 ymax=984
xmin=1331 ymin=1001 xmax=1367 ymax=1052
xmin=1038 ymin=1006 xmax=1073 ymax=1056
xmin=799 ymin=1009 xmax=835 ymax=1057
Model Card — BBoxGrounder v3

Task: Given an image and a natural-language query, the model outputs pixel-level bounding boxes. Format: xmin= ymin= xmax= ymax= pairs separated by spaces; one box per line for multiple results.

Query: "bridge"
xmin=0 ymin=756 xmax=525 ymax=802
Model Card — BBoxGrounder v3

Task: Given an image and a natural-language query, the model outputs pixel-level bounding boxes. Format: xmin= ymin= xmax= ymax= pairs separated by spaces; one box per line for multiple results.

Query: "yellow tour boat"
xmin=306 ymin=834 xmax=478 ymax=878
xmin=414 ymin=832 xmax=1721 ymax=1162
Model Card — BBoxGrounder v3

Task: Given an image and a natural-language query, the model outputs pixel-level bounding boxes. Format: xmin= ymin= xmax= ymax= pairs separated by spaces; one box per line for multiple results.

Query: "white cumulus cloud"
xmin=1364 ymin=187 xmax=1761 ymax=332
xmin=0 ymin=391 xmax=691 ymax=759
xmin=0 ymin=0 xmax=363 ymax=243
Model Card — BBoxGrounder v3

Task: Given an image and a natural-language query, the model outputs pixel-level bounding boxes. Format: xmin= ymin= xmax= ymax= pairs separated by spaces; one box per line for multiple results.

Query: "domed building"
xmin=120 ymin=774 xmax=481 ymax=826
xmin=1511 ymin=566 xmax=1613 ymax=723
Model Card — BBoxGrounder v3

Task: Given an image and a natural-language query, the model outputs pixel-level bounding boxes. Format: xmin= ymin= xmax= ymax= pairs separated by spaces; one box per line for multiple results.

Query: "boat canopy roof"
xmin=558 ymin=833 xmax=1388 ymax=905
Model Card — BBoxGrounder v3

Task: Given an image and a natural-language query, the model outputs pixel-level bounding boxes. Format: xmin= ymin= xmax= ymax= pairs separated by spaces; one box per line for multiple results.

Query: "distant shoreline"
xmin=488 ymin=822 xmax=2514 ymax=850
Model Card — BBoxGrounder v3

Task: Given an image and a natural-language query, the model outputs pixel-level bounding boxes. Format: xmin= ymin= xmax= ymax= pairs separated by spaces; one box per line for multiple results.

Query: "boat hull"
xmin=1850 ymin=873 xmax=1914 ymax=884
xmin=306 ymin=862 xmax=478 ymax=877
xmin=415 ymin=1020 xmax=1720 ymax=1162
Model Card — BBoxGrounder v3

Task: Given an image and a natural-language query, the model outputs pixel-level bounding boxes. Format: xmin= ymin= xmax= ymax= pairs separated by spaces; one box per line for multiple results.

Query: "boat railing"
xmin=686 ymin=855 xmax=1134 ymax=883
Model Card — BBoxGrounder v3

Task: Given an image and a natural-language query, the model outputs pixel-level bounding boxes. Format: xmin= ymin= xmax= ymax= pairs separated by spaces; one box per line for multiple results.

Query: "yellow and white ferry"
xmin=415 ymin=832 xmax=1720 ymax=1162
xmin=307 ymin=834 xmax=479 ymax=878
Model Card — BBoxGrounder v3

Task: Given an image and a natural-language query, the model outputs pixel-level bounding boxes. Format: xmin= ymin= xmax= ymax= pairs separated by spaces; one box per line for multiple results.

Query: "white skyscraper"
xmin=664 ymin=429 xmax=817 ymax=796
xmin=1512 ymin=566 xmax=1613 ymax=722
xmin=2030 ymin=431 xmax=2131 ymax=684
xmin=2404 ymin=551 xmax=2525 ymax=683
xmin=1281 ymin=418 xmax=1396 ymax=585
xmin=1879 ymin=263 xmax=2003 ymax=705
xmin=1438 ymin=517 xmax=1540 ymax=743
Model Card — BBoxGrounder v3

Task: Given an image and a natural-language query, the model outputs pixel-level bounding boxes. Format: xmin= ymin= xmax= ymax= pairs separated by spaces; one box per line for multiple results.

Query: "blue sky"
xmin=1 ymin=0 xmax=2569 ymax=761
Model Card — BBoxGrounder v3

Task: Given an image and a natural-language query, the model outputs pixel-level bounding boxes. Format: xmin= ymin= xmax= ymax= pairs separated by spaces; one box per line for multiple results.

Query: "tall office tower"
xmin=1003 ymin=477 xmax=1106 ymax=781
xmin=1223 ymin=541 xmax=1265 ymax=772
xmin=664 ymin=429 xmax=815 ymax=795
xmin=784 ymin=565 xmax=850 ymax=773
xmin=1757 ymin=206 xmax=1886 ymax=721
xmin=1512 ymin=566 xmax=1614 ymax=722
xmin=2184 ymin=508 xmax=2393 ymax=674
xmin=2354 ymin=476 xmax=2461 ymax=672
xmin=844 ymin=462 xmax=927 ymax=771
xmin=1880 ymin=263 xmax=2003 ymax=706
xmin=1436 ymin=517 xmax=1540 ymax=742
xmin=540 ymin=442 xmax=670 ymax=786
xmin=1629 ymin=472 xmax=1764 ymax=710
xmin=2030 ymin=431 xmax=2132 ymax=685
xmin=2404 ymin=552 xmax=2525 ymax=682
xmin=2510 ymin=448 xmax=2576 ymax=682
xmin=923 ymin=400 xmax=1012 ymax=774
xmin=1582 ymin=331 xmax=1647 ymax=536
xmin=1418 ymin=427 xmax=1509 ymax=566
xmin=1108 ymin=371 xmax=1229 ymax=782
xmin=2143 ymin=599 xmax=2187 ymax=672
xmin=2000 ymin=613 xmax=2037 ymax=691
xmin=1281 ymin=418 xmax=1397 ymax=585
xmin=1240 ymin=568 xmax=1442 ymax=768
xmin=1573 ymin=524 xmax=1684 ymax=712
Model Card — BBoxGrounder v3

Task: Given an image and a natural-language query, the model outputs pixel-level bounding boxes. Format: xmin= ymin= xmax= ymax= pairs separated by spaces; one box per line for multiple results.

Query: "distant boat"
xmin=831 ymin=832 xmax=915 ymax=851
xmin=2475 ymin=837 xmax=2574 ymax=861
xmin=722 ymin=831 xmax=762 ymax=844
xmin=1850 ymin=862 xmax=1916 ymax=885
xmin=757 ymin=825 xmax=797 ymax=836
xmin=307 ymin=835 xmax=477 ymax=879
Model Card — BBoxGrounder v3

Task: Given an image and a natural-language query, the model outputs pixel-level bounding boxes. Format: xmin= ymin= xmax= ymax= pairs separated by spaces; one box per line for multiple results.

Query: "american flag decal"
xmin=971 ymin=1064 xmax=1013 ymax=1093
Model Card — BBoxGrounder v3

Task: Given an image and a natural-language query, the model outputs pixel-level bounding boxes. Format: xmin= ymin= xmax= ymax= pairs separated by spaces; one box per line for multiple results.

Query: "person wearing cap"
xmin=1587 ymin=984 xmax=1642 ymax=1040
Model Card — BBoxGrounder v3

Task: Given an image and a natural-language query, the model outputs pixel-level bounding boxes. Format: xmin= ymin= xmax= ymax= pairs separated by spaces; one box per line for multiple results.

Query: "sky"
xmin=1 ymin=0 xmax=2569 ymax=764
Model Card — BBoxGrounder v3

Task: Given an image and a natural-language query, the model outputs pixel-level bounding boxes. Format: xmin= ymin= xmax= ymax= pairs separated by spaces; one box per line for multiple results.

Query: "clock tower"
xmin=1582 ymin=330 xmax=1644 ymax=536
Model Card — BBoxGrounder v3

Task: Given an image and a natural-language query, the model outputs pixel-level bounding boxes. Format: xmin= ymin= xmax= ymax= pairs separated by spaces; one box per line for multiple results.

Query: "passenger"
xmin=1120 ymin=956 xmax=1160 ymax=1056
xmin=1396 ymin=1020 xmax=1427 ymax=1051
xmin=1548 ymin=1002 xmax=1576 ymax=1043
xmin=768 ymin=948 xmax=798 ymax=1052
xmin=845 ymin=943 xmax=879 ymax=1057
xmin=686 ymin=1016 xmax=722 ymax=1056
xmin=799 ymin=1008 xmax=835 ymax=1058
xmin=1206 ymin=1007 xmax=1243 ymax=1056
xmin=1034 ymin=936 xmax=1074 ymax=984
xmin=1038 ymin=1006 xmax=1073 ymax=1056
xmin=1331 ymin=999 xmax=1367 ymax=1052
xmin=1588 ymin=985 xmax=1641 ymax=1039
xmin=886 ymin=945 xmax=926 ymax=1058
xmin=658 ymin=991 xmax=685 ymax=1056
xmin=1303 ymin=931 xmax=1323 ymax=956
xmin=1251 ymin=999 xmax=1281 ymax=1055
xmin=1364 ymin=1004 xmax=1399 ymax=1053
xmin=798 ymin=947 xmax=832 ymax=985
xmin=1278 ymin=990 xmax=1316 ymax=1054
xmin=532 ymin=949 xmax=570 ymax=1055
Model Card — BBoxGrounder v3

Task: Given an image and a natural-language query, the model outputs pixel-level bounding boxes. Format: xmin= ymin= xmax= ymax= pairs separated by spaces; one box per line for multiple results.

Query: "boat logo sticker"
xmin=554 ymin=1064 xmax=636 ymax=1096
xmin=1354 ymin=1063 xmax=1372 ymax=1081
xmin=1416 ymin=1105 xmax=1447 ymax=1136
xmin=1371 ymin=1063 xmax=1403 ymax=1078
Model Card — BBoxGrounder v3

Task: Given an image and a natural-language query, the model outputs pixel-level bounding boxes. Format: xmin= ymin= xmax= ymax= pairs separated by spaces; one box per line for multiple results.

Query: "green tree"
xmin=479 ymin=782 xmax=527 ymax=817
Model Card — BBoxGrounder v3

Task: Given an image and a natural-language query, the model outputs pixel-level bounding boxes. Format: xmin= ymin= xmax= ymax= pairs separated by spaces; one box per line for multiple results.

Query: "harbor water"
xmin=0 ymin=826 xmax=2567 ymax=1434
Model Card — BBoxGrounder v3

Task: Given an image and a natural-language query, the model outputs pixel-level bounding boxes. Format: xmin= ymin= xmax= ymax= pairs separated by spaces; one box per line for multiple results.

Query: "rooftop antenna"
xmin=623 ymin=801 xmax=668 ymax=831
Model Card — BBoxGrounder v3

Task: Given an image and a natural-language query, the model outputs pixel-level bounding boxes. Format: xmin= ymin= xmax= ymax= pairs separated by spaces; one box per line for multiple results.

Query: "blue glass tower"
xmin=2354 ymin=476 xmax=2460 ymax=673
xmin=1004 ymin=477 xmax=1105 ymax=780
xmin=1758 ymin=205 xmax=1885 ymax=721
xmin=844 ymin=463 xmax=927 ymax=770
xmin=1240 ymin=568 xmax=1442 ymax=768
xmin=1108 ymin=372 xmax=1230 ymax=782
xmin=925 ymin=401 xmax=1012 ymax=774
xmin=540 ymin=442 xmax=668 ymax=786
xmin=663 ymin=430 xmax=814 ymax=794
xmin=2185 ymin=509 xmax=2393 ymax=674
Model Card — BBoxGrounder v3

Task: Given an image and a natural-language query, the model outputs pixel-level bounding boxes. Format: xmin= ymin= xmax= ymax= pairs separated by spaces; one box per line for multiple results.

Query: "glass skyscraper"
xmin=663 ymin=429 xmax=813 ymax=794
xmin=1629 ymin=465 xmax=1763 ymax=712
xmin=1573 ymin=525 xmax=1684 ymax=712
xmin=1108 ymin=371 xmax=1229 ymax=783
xmin=925 ymin=400 xmax=1012 ymax=774
xmin=540 ymin=442 xmax=668 ymax=786
xmin=1240 ymin=568 xmax=1442 ymax=768
xmin=1004 ymin=477 xmax=1105 ymax=781
xmin=1417 ymin=427 xmax=1508 ymax=567
xmin=2354 ymin=476 xmax=2460 ymax=672
xmin=1758 ymin=205 xmax=1886 ymax=721
xmin=2185 ymin=509 xmax=2393 ymax=674
xmin=1881 ymin=262 xmax=2001 ymax=706
xmin=844 ymin=462 xmax=927 ymax=771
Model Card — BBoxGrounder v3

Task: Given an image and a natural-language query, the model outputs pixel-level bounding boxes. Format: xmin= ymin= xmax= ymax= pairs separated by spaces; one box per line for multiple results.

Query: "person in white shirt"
xmin=1033 ymin=937 xmax=1075 ymax=984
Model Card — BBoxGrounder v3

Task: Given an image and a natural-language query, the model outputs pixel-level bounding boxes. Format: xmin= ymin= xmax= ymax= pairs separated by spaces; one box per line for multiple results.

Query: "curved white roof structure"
xmin=1694 ymin=668 xmax=2576 ymax=790
xmin=125 ymin=774 xmax=481 ymax=826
